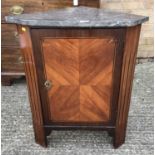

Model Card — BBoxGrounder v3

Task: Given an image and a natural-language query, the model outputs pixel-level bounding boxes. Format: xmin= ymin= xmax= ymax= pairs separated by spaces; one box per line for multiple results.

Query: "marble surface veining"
xmin=5 ymin=6 xmax=149 ymax=27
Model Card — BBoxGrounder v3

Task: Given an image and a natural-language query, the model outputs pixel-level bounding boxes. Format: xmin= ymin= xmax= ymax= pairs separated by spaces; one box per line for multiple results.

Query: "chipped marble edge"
xmin=5 ymin=16 xmax=149 ymax=28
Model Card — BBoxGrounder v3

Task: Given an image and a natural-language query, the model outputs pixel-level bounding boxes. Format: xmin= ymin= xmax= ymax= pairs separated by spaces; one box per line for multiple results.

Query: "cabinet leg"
xmin=113 ymin=128 xmax=126 ymax=148
xmin=107 ymin=128 xmax=124 ymax=148
xmin=33 ymin=123 xmax=47 ymax=147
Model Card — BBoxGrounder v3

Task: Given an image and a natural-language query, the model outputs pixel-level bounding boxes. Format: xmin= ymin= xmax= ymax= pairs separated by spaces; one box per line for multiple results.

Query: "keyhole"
xmin=73 ymin=0 xmax=78 ymax=6
xmin=44 ymin=80 xmax=52 ymax=90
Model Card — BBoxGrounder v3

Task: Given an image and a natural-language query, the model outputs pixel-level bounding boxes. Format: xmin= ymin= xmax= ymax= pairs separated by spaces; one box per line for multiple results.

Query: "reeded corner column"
xmin=18 ymin=26 xmax=47 ymax=147
xmin=114 ymin=25 xmax=141 ymax=148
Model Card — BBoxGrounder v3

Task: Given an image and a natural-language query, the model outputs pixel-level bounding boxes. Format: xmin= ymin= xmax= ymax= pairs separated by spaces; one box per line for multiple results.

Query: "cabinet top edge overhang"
xmin=5 ymin=6 xmax=149 ymax=28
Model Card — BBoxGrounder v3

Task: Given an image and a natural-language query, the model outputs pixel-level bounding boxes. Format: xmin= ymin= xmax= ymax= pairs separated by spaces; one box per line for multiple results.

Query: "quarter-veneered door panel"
xmin=42 ymin=38 xmax=116 ymax=122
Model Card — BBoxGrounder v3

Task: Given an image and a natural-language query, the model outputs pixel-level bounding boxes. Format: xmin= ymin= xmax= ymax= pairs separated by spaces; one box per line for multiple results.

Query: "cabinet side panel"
xmin=114 ymin=25 xmax=141 ymax=148
xmin=18 ymin=26 xmax=47 ymax=146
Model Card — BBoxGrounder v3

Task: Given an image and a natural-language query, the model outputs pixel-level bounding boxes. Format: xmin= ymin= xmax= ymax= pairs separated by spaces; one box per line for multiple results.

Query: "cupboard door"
xmin=42 ymin=38 xmax=115 ymax=123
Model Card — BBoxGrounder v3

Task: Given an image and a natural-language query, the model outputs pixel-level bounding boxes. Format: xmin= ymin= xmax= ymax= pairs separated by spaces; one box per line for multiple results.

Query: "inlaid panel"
xmin=42 ymin=39 xmax=79 ymax=85
xmin=80 ymin=85 xmax=111 ymax=122
xmin=79 ymin=39 xmax=114 ymax=85
xmin=79 ymin=39 xmax=114 ymax=122
xmin=42 ymin=38 xmax=115 ymax=122
xmin=50 ymin=86 xmax=80 ymax=122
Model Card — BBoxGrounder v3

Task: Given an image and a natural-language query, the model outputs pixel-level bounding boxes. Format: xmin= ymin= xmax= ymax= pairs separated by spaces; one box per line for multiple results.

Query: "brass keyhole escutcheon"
xmin=44 ymin=80 xmax=52 ymax=90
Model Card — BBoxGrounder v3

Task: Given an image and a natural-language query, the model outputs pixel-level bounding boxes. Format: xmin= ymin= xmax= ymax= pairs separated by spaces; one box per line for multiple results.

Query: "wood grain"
xmin=2 ymin=47 xmax=24 ymax=72
xmin=42 ymin=38 xmax=115 ymax=122
xmin=50 ymin=86 xmax=80 ymax=122
xmin=1 ymin=23 xmax=24 ymax=85
xmin=2 ymin=24 xmax=19 ymax=46
xmin=42 ymin=39 xmax=79 ymax=85
xmin=42 ymin=39 xmax=80 ymax=122
xmin=80 ymin=85 xmax=110 ymax=122
xmin=79 ymin=39 xmax=114 ymax=85
xmin=79 ymin=39 xmax=115 ymax=122
xmin=114 ymin=25 xmax=141 ymax=148
xmin=18 ymin=26 xmax=47 ymax=147
xmin=1 ymin=23 xmax=23 ymax=85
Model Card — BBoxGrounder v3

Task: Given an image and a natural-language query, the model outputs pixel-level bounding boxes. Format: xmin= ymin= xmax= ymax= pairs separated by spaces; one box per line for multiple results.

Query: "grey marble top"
xmin=5 ymin=6 xmax=149 ymax=28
